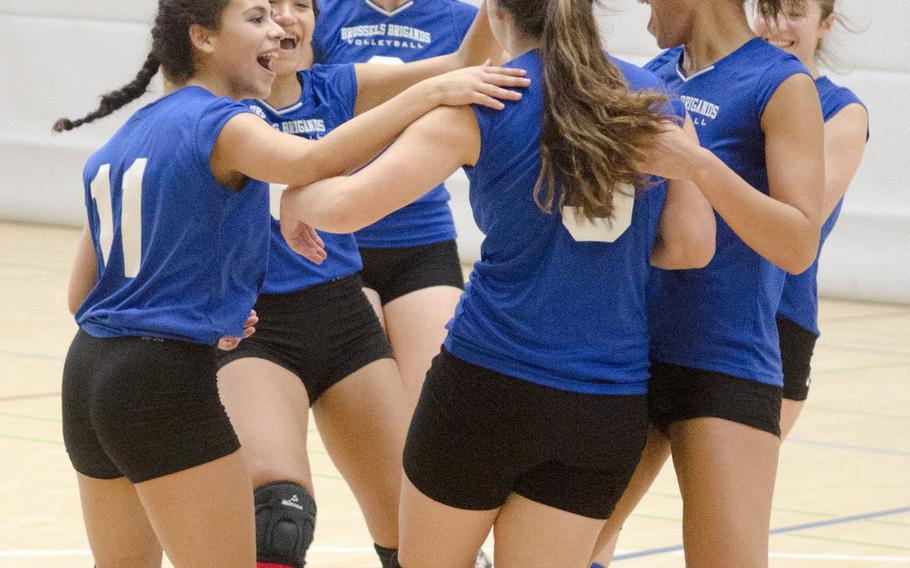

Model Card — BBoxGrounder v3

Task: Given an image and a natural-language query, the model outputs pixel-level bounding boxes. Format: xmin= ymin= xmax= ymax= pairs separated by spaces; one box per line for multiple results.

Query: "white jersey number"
xmin=368 ymin=55 xmax=405 ymax=66
xmin=88 ymin=159 xmax=146 ymax=278
xmin=561 ymin=183 xmax=635 ymax=243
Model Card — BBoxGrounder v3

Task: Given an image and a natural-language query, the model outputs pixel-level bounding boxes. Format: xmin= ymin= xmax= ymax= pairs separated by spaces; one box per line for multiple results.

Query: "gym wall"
xmin=1 ymin=0 xmax=907 ymax=302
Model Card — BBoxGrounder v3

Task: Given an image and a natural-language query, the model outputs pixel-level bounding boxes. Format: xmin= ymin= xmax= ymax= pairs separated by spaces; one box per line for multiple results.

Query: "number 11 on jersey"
xmin=88 ymin=159 xmax=146 ymax=278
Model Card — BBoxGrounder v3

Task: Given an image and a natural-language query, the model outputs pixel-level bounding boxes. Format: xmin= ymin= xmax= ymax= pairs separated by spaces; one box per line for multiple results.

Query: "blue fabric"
xmin=444 ymin=51 xmax=679 ymax=395
xmin=244 ymin=64 xmax=364 ymax=294
xmin=77 ymin=87 xmax=270 ymax=344
xmin=645 ymin=38 xmax=812 ymax=386
xmin=777 ymin=76 xmax=867 ymax=334
xmin=312 ymin=0 xmax=478 ymax=247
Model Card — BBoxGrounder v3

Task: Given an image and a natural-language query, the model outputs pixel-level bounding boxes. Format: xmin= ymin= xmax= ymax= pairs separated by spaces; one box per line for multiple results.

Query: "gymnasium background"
xmin=1 ymin=0 xmax=907 ymax=301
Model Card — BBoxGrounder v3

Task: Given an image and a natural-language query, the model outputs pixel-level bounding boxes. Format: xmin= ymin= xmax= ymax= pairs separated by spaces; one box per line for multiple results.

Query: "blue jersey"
xmin=313 ymin=0 xmax=478 ymax=248
xmin=444 ymin=50 xmax=680 ymax=395
xmin=76 ymin=87 xmax=270 ymax=345
xmin=646 ymin=38 xmax=811 ymax=386
xmin=777 ymin=77 xmax=867 ymax=335
xmin=246 ymin=64 xmax=363 ymax=294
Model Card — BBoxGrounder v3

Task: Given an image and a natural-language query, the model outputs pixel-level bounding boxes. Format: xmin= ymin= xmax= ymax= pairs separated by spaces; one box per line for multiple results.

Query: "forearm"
xmin=68 ymin=225 xmax=97 ymax=314
xmin=692 ymin=149 xmax=820 ymax=274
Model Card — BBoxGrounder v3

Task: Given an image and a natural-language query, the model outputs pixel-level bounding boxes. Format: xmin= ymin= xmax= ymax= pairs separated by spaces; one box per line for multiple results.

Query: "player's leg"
xmin=363 ymin=242 xmax=466 ymax=410
xmin=312 ymin=357 xmax=409 ymax=550
xmin=218 ymin=358 xmax=317 ymax=568
xmin=134 ymin=452 xmax=257 ymax=568
xmin=398 ymin=475 xmax=500 ymax=568
xmin=670 ymin=417 xmax=779 ymax=568
xmin=589 ymin=425 xmax=671 ymax=565
xmin=493 ymin=494 xmax=604 ymax=568
xmin=76 ymin=474 xmax=163 ymax=568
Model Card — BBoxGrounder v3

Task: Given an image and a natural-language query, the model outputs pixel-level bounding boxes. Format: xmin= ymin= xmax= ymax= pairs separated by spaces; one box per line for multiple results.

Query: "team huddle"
xmin=54 ymin=0 xmax=868 ymax=567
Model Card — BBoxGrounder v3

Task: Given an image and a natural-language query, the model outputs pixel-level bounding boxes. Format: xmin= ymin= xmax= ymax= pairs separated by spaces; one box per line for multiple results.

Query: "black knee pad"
xmin=254 ymin=482 xmax=317 ymax=568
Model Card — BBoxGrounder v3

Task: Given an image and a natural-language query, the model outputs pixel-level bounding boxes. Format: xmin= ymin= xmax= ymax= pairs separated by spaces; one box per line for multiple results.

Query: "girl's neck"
xmin=266 ymin=72 xmax=304 ymax=109
xmin=373 ymin=0 xmax=411 ymax=11
xmin=681 ymin=4 xmax=755 ymax=75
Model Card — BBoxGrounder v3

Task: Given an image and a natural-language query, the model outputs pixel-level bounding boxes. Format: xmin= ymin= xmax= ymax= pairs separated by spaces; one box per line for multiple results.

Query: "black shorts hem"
xmin=359 ymin=240 xmax=465 ymax=305
xmin=403 ymin=349 xmax=648 ymax=520
xmin=214 ymin=275 xmax=393 ymax=403
xmin=648 ymin=360 xmax=782 ymax=438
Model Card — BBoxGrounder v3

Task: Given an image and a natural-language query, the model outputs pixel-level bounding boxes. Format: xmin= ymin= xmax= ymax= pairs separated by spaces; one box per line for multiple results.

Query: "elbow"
xmin=310 ymin=193 xmax=373 ymax=234
xmin=778 ymin=229 xmax=820 ymax=275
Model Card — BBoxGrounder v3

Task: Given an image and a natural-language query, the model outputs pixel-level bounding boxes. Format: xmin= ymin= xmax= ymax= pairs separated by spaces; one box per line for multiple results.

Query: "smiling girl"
xmin=212 ymin=2 xmax=521 ymax=567
xmin=590 ymin=0 xmax=826 ymax=566
xmin=56 ymin=1 xmax=527 ymax=566
xmin=753 ymin=0 xmax=868 ymax=440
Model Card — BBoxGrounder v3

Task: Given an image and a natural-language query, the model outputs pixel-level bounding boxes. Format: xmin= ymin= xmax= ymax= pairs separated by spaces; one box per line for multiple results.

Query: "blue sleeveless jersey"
xmin=313 ymin=0 xmax=478 ymax=247
xmin=777 ymin=77 xmax=867 ymax=335
xmin=245 ymin=64 xmax=363 ymax=294
xmin=76 ymin=87 xmax=270 ymax=345
xmin=645 ymin=38 xmax=811 ymax=386
xmin=444 ymin=50 xmax=681 ymax=395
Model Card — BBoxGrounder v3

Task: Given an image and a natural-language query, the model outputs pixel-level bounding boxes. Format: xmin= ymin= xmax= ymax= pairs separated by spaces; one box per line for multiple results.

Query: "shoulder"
xmin=644 ymin=47 xmax=682 ymax=75
xmin=816 ymin=77 xmax=866 ymax=121
xmin=610 ymin=56 xmax=664 ymax=91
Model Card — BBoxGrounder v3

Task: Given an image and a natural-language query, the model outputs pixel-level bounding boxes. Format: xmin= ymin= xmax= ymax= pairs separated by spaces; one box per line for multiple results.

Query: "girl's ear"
xmin=189 ymin=23 xmax=217 ymax=55
xmin=818 ymin=12 xmax=836 ymax=41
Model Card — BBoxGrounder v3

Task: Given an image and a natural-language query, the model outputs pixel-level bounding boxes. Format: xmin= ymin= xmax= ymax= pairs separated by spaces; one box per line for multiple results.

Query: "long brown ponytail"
xmin=498 ymin=0 xmax=670 ymax=221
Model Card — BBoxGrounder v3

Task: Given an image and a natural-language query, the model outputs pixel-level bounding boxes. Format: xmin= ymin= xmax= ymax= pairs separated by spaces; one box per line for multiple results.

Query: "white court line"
xmin=2 ymin=548 xmax=909 ymax=563
xmin=647 ymin=550 xmax=910 ymax=564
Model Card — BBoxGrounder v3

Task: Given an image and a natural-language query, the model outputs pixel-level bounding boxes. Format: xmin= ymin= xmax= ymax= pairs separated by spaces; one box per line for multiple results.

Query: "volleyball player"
xmin=212 ymin=2 xmax=520 ymax=567
xmin=280 ymin=1 xmax=718 ymax=566
xmin=313 ymin=0 xmax=485 ymax=414
xmin=57 ymin=1 xmax=530 ymax=566
xmin=589 ymin=1 xmax=826 ymax=567
xmin=753 ymin=0 xmax=869 ymax=439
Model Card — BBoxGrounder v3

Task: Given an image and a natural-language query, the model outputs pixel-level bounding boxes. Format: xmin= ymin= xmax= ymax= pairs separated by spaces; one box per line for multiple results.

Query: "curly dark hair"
xmin=54 ymin=0 xmax=230 ymax=132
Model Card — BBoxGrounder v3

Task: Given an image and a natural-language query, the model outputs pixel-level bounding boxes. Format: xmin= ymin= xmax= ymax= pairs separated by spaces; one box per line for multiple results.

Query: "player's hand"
xmin=279 ymin=205 xmax=328 ymax=265
xmin=428 ymin=62 xmax=530 ymax=110
xmin=217 ymin=310 xmax=258 ymax=351
xmin=639 ymin=122 xmax=701 ymax=181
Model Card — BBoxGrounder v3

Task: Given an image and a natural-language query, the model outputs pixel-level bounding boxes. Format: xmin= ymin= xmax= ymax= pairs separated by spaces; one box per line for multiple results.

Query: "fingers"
xmin=481 ymin=66 xmax=528 ymax=77
xmin=217 ymin=337 xmax=241 ymax=351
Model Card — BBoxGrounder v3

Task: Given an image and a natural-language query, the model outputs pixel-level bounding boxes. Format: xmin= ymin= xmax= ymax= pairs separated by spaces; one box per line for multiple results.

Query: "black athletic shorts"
xmin=62 ymin=330 xmax=240 ymax=483
xmin=648 ymin=360 xmax=783 ymax=437
xmin=403 ymin=349 xmax=649 ymax=520
xmin=777 ymin=316 xmax=818 ymax=402
xmin=216 ymin=274 xmax=393 ymax=403
xmin=359 ymin=240 xmax=465 ymax=305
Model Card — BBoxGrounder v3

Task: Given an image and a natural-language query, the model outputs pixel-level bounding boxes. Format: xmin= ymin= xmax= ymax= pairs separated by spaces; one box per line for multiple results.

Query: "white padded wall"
xmin=1 ymin=0 xmax=908 ymax=302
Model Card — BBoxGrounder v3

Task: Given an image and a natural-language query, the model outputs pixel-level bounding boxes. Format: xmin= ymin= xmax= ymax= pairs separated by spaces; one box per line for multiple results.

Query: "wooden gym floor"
xmin=1 ymin=221 xmax=908 ymax=567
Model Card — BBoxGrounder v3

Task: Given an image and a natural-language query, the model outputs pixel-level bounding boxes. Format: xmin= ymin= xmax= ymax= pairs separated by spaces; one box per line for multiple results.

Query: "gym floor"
xmin=2 ymin=221 xmax=908 ymax=567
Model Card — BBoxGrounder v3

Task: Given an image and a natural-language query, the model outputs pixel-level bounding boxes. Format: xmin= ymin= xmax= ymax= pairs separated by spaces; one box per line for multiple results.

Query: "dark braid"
xmin=53 ymin=53 xmax=160 ymax=132
xmin=53 ymin=0 xmax=229 ymax=132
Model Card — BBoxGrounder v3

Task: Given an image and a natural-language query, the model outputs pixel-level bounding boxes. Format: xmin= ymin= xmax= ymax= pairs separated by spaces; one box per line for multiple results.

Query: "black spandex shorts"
xmin=648 ymin=360 xmax=783 ymax=437
xmin=403 ymin=349 xmax=649 ymax=520
xmin=62 ymin=330 xmax=240 ymax=483
xmin=358 ymin=240 xmax=465 ymax=305
xmin=216 ymin=274 xmax=393 ymax=403
xmin=777 ymin=316 xmax=818 ymax=402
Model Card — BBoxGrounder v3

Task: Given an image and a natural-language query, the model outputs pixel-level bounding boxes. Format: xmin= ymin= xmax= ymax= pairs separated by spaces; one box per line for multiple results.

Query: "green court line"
xmin=776 ymin=531 xmax=910 ymax=552
xmin=0 ymin=412 xmax=59 ymax=423
xmin=0 ymin=432 xmax=62 ymax=445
